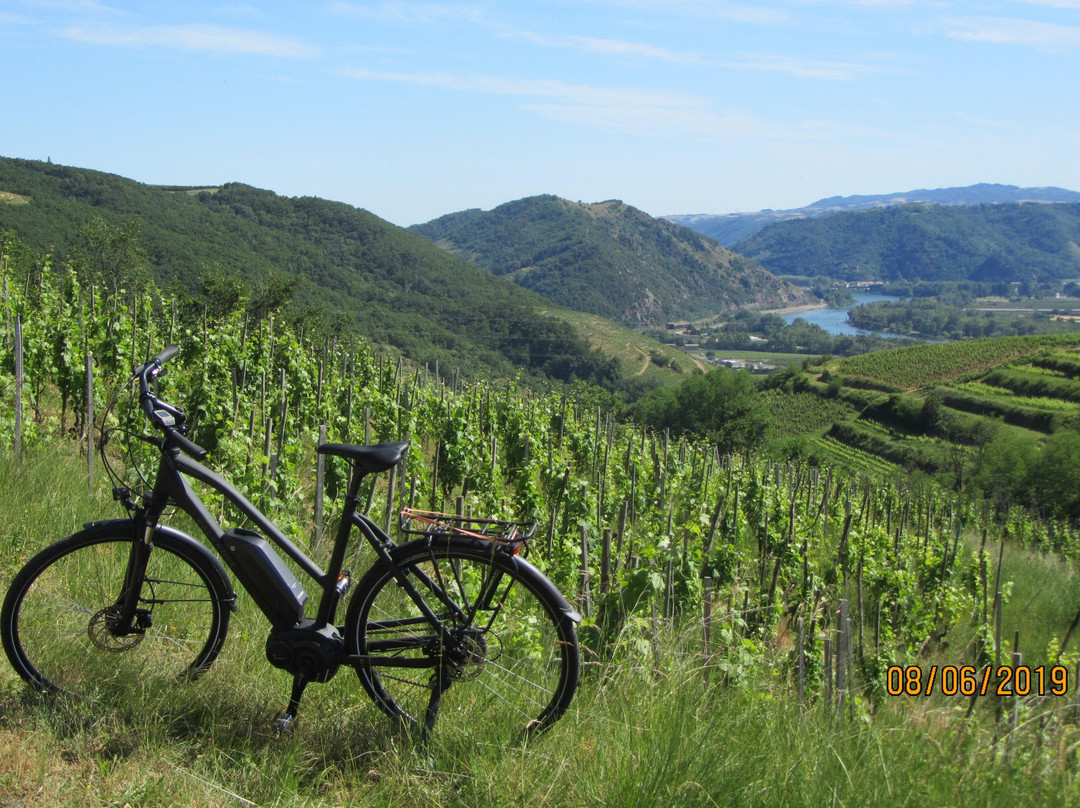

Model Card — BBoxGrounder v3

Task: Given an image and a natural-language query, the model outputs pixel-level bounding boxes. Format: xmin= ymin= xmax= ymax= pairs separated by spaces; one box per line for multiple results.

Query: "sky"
xmin=3 ymin=1 xmax=1080 ymax=227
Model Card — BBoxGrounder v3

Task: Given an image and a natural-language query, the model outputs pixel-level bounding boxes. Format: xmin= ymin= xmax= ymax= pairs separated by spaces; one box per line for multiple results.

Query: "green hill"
xmin=410 ymin=195 xmax=808 ymax=327
xmin=770 ymin=334 xmax=1080 ymax=511
xmin=731 ymin=201 xmax=1080 ymax=284
xmin=667 ymin=183 xmax=1080 ymax=246
xmin=0 ymin=157 xmax=691 ymax=390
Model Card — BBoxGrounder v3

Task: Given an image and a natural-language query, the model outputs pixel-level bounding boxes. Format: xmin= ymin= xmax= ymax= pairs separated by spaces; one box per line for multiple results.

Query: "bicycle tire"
xmin=1 ymin=520 xmax=234 ymax=696
xmin=345 ymin=538 xmax=580 ymax=738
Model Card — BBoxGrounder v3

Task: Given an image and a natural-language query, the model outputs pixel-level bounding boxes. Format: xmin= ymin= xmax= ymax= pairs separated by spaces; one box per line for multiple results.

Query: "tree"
xmin=971 ymin=430 xmax=1038 ymax=512
xmin=1030 ymin=431 xmax=1080 ymax=520
xmin=197 ymin=264 xmax=246 ymax=318
xmin=71 ymin=216 xmax=149 ymax=304
xmin=246 ymin=269 xmax=300 ymax=322
xmin=632 ymin=368 xmax=768 ymax=455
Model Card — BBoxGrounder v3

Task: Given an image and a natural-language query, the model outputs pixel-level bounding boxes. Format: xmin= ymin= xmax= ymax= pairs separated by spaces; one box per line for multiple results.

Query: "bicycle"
xmin=1 ymin=346 xmax=581 ymax=740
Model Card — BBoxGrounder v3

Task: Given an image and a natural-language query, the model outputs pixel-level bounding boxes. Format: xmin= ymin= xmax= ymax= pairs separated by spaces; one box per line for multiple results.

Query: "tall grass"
xmin=6 ymin=620 xmax=1080 ymax=806
xmin=0 ymin=446 xmax=119 ymax=576
xmin=4 ymin=449 xmax=1080 ymax=806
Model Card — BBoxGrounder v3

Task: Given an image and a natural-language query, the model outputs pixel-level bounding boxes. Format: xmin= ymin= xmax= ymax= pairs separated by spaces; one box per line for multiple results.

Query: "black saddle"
xmin=317 ymin=440 xmax=409 ymax=474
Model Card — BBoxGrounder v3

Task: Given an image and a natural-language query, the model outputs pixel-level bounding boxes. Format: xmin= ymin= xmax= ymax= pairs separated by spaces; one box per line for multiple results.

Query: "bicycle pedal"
xmin=272 ymin=711 xmax=297 ymax=735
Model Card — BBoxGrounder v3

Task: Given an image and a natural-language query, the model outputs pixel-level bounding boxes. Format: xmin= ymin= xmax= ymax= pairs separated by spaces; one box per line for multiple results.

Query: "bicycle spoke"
xmin=348 ymin=541 xmax=579 ymax=738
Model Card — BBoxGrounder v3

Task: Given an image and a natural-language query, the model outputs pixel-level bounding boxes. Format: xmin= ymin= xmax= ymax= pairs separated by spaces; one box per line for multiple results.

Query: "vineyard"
xmin=835 ymin=334 xmax=1080 ymax=390
xmin=6 ymin=238 xmax=1080 ymax=803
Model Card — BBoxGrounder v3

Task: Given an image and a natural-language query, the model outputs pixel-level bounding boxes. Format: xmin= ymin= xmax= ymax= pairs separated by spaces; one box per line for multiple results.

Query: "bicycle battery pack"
xmin=220 ymin=528 xmax=308 ymax=628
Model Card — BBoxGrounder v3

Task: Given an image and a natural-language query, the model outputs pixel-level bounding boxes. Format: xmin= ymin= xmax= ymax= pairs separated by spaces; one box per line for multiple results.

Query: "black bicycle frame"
xmin=124 ymin=441 xmax=459 ymax=661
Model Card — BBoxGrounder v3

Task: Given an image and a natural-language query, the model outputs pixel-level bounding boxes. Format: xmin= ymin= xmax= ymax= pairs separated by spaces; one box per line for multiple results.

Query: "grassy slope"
xmin=2 ymin=448 xmax=1079 ymax=807
xmin=540 ymin=307 xmax=707 ymax=382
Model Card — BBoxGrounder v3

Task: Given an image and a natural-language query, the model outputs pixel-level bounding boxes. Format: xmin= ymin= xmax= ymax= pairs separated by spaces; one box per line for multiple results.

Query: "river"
xmin=781 ymin=292 xmax=903 ymax=337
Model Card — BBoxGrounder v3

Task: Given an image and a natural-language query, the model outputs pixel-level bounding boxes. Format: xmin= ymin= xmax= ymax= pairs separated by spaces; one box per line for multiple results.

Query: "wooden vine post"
xmin=13 ymin=315 xmax=22 ymax=457
xmin=86 ymin=350 xmax=94 ymax=489
xmin=579 ymin=523 xmax=591 ymax=619
xmin=314 ymin=423 xmax=326 ymax=552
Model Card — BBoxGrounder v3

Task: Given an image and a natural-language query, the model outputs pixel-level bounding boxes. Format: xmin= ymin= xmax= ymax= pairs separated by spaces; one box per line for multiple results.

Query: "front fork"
xmin=110 ymin=499 xmax=157 ymax=637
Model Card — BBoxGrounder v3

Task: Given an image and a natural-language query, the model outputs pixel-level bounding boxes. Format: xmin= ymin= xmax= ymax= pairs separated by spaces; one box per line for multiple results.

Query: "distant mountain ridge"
xmin=666 ymin=184 xmax=1080 ymax=246
xmin=731 ymin=200 xmax=1080 ymax=284
xmin=410 ymin=195 xmax=807 ymax=327
xmin=0 ymin=157 xmax=651 ymax=388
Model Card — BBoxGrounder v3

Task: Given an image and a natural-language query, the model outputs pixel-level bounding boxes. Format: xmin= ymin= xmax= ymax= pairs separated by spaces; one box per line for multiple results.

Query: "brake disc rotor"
xmin=87 ymin=607 xmax=145 ymax=652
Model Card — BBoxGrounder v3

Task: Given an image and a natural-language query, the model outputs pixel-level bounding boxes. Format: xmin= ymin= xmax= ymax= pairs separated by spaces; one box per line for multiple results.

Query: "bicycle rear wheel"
xmin=345 ymin=538 xmax=580 ymax=739
xmin=2 ymin=522 xmax=233 ymax=697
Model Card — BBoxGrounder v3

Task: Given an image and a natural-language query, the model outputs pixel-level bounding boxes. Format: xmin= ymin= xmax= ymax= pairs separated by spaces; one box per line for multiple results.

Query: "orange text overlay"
xmin=885 ymin=665 xmax=1070 ymax=697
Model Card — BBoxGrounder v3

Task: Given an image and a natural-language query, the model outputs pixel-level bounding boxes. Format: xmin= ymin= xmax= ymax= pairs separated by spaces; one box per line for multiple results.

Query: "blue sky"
xmin=3 ymin=1 xmax=1079 ymax=226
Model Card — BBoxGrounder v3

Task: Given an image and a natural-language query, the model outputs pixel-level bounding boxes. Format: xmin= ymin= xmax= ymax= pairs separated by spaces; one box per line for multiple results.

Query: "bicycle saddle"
xmin=317 ymin=440 xmax=409 ymax=473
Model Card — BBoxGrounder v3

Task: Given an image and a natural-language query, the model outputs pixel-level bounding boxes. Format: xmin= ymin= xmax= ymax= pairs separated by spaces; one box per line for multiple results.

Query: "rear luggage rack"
xmin=399 ymin=508 xmax=537 ymax=554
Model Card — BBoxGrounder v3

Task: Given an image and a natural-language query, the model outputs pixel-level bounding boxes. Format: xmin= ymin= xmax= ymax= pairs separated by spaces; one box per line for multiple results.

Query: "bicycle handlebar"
xmin=134 ymin=346 xmax=209 ymax=461
xmin=168 ymin=428 xmax=209 ymax=461
xmin=131 ymin=344 xmax=180 ymax=381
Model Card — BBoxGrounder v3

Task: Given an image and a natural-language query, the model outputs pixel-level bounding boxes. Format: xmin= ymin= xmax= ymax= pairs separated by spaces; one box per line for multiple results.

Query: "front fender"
xmin=81 ymin=518 xmax=236 ymax=612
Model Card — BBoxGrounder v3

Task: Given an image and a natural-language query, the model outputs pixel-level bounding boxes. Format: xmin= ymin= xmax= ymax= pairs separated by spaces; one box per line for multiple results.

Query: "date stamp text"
xmin=885 ymin=665 xmax=1070 ymax=697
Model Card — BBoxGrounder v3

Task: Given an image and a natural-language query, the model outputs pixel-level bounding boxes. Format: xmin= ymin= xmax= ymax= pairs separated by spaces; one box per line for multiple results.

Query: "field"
xmin=703 ymin=348 xmax=808 ymax=367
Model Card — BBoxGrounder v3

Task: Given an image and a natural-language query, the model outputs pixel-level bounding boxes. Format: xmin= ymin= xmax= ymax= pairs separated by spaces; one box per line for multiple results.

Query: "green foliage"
xmin=936 ymin=386 xmax=1068 ymax=433
xmin=735 ymin=201 xmax=1080 ymax=285
xmin=758 ymin=389 xmax=858 ymax=440
xmin=826 ymin=420 xmax=940 ymax=473
xmin=1028 ymin=431 xmax=1080 ymax=521
xmin=630 ymin=368 xmax=769 ymax=454
xmin=849 ymin=298 xmax=1079 ymax=339
xmin=410 ymin=195 xmax=805 ymax=326
xmin=983 ymin=367 xmax=1080 ymax=402
xmin=837 ymin=334 xmax=1080 ymax=390
xmin=0 ymin=157 xmax=632 ymax=391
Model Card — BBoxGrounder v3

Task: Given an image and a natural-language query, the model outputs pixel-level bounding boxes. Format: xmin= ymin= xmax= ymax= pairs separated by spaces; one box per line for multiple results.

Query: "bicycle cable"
xmin=97 ymin=365 xmax=171 ymax=508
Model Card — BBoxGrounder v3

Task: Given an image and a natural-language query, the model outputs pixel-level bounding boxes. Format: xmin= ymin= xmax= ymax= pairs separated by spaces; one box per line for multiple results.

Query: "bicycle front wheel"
xmin=2 ymin=522 xmax=233 ymax=697
xmin=345 ymin=539 xmax=580 ymax=739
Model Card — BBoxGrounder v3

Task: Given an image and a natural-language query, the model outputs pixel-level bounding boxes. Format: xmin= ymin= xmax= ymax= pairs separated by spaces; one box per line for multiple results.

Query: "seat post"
xmin=314 ymin=462 xmax=367 ymax=627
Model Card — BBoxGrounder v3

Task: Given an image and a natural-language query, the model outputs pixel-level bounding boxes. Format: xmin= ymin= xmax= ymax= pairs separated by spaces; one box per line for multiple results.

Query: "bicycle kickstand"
xmin=422 ymin=668 xmax=454 ymax=741
xmin=272 ymin=675 xmax=309 ymax=735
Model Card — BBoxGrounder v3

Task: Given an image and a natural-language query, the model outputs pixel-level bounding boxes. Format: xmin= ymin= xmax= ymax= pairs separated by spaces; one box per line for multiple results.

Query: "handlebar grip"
xmin=132 ymin=345 xmax=181 ymax=380
xmin=169 ymin=430 xmax=209 ymax=461
xmin=153 ymin=345 xmax=181 ymax=366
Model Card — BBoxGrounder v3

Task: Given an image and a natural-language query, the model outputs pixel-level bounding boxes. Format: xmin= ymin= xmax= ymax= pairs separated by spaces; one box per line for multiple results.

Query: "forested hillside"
xmin=411 ymin=195 xmax=807 ymax=326
xmin=667 ymin=183 xmax=1080 ymax=246
xmin=0 ymin=157 xmax=666 ymax=390
xmin=731 ymin=201 xmax=1080 ymax=284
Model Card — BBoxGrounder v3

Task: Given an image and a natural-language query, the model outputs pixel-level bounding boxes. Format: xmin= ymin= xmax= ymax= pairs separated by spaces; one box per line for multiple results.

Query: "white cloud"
xmin=722 ymin=52 xmax=885 ymax=80
xmin=581 ymin=0 xmax=793 ymax=25
xmin=944 ymin=16 xmax=1080 ymax=50
xmin=56 ymin=22 xmax=320 ymax=57
xmin=338 ymin=66 xmax=795 ymax=138
xmin=327 ymin=2 xmax=486 ymax=25
xmin=1016 ymin=0 xmax=1080 ymax=9
xmin=338 ymin=67 xmax=696 ymax=106
xmin=526 ymin=102 xmax=774 ymax=139
xmin=511 ymin=30 xmax=712 ymax=65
